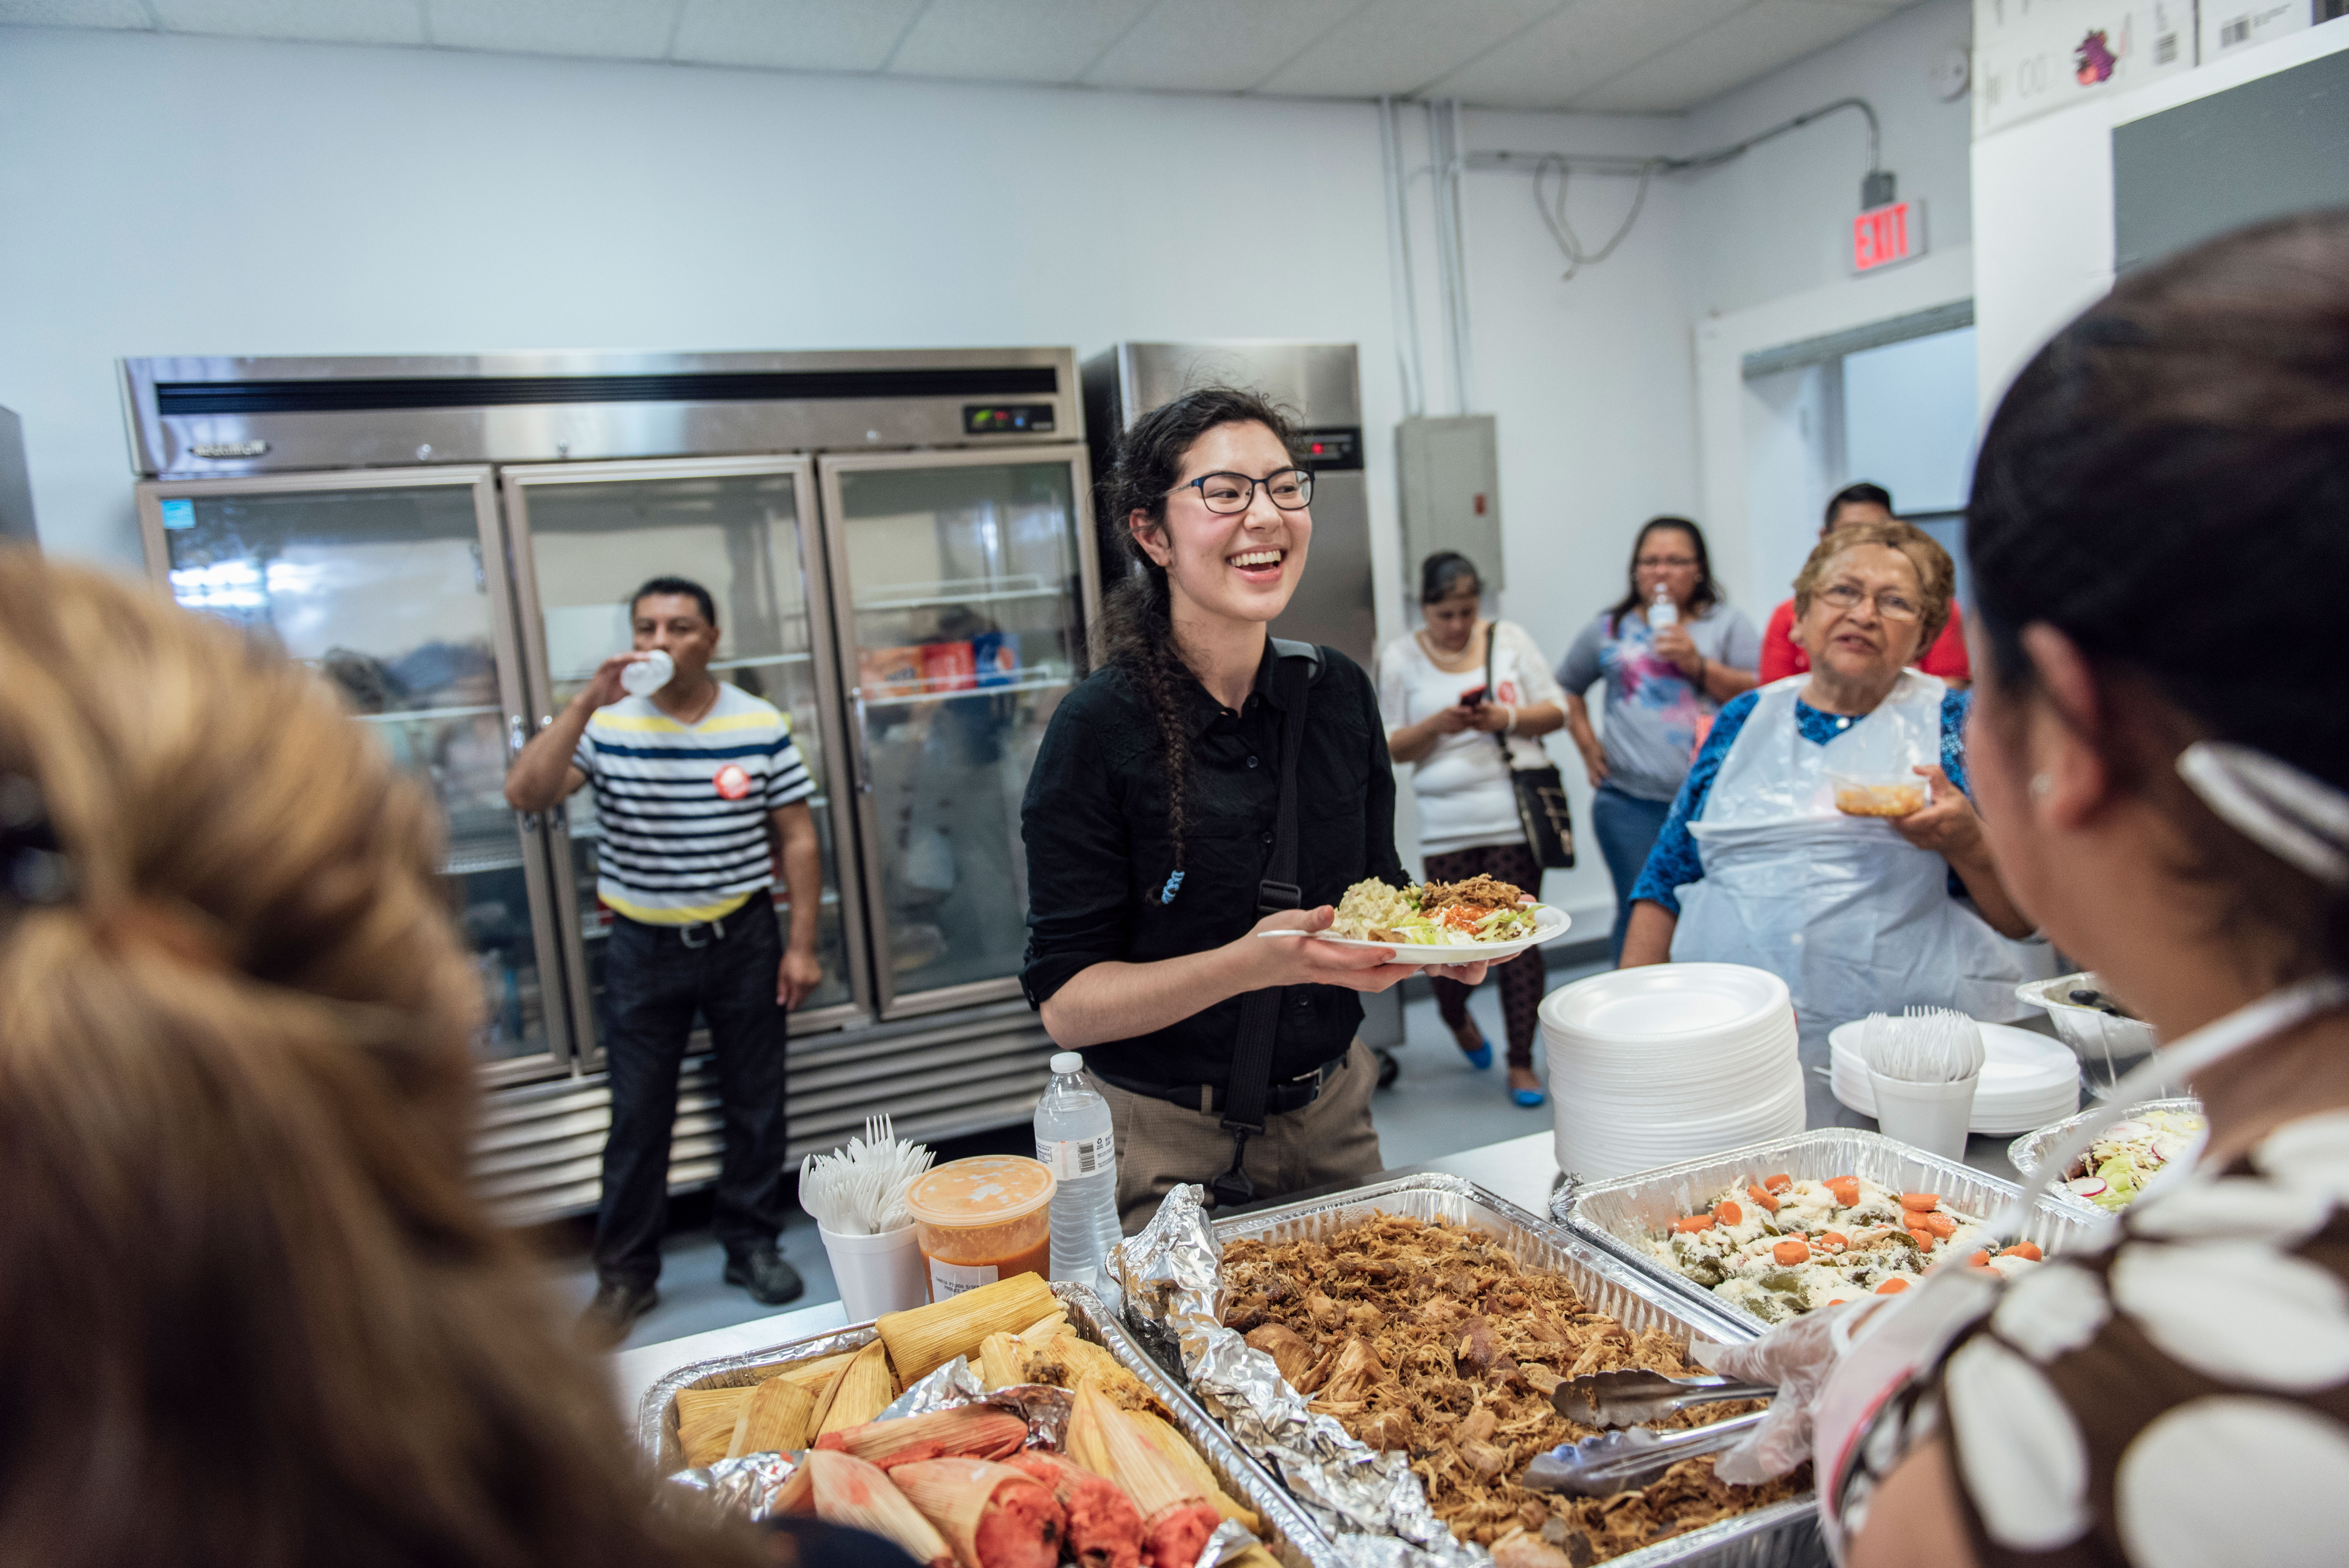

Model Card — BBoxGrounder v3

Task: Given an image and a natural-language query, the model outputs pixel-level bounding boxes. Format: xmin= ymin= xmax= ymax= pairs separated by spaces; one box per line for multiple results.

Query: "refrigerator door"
xmin=498 ymin=457 xmax=870 ymax=1065
xmin=818 ymin=445 xmax=1098 ymax=1020
xmin=134 ymin=467 xmax=571 ymax=1082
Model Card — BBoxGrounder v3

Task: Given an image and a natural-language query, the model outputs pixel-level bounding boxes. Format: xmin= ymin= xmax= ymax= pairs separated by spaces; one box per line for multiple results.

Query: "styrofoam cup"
xmin=818 ymin=1221 xmax=929 ymax=1320
xmin=1869 ymin=1069 xmax=1978 ymax=1161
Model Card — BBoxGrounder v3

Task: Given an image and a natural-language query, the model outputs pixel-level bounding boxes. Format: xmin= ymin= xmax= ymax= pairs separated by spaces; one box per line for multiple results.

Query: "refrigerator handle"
xmin=849 ymin=687 xmax=873 ymax=794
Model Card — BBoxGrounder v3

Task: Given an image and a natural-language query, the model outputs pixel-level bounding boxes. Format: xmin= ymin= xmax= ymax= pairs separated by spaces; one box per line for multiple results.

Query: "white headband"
xmin=2176 ymin=739 xmax=2349 ymax=887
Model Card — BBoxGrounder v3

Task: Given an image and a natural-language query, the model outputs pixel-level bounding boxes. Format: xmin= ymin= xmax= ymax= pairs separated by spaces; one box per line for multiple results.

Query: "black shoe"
xmin=724 ymin=1244 xmax=807 ymax=1307
xmin=576 ymin=1278 xmax=658 ymax=1351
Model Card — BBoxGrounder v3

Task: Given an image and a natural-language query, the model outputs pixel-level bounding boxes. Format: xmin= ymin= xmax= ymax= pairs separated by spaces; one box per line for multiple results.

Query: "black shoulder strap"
xmin=1211 ymin=647 xmax=1314 ymax=1206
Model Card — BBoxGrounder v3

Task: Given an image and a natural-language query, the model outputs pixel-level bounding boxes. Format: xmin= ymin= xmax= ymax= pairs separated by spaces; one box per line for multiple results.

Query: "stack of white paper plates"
xmin=1827 ymin=1019 xmax=2080 ymax=1134
xmin=1540 ymin=963 xmax=1807 ymax=1181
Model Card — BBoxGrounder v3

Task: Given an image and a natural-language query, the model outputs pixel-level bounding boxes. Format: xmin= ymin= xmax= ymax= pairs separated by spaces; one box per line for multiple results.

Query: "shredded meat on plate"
xmin=1220 ymin=1214 xmax=1805 ymax=1565
xmin=1417 ymin=875 xmax=1527 ymax=913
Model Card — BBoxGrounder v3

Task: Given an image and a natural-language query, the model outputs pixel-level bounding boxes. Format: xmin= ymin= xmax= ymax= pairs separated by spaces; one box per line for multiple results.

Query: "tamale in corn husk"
xmin=1027 ymin=1333 xmax=1161 ymax=1415
xmin=1065 ymin=1383 xmax=1219 ymax=1568
xmin=676 ymin=1386 xmax=756 ymax=1468
xmin=977 ymin=1331 xmax=1029 ymax=1390
xmin=814 ymin=1406 xmax=1027 ymax=1470
xmin=893 ymin=1458 xmax=1066 ymax=1568
xmin=725 ymin=1373 xmax=820 ymax=1459
xmin=1014 ymin=1311 xmax=1066 ymax=1349
xmin=877 ymin=1272 xmax=1058 ymax=1384
xmin=817 ymin=1339 xmax=898 ymax=1436
xmin=1005 ymin=1451 xmax=1142 ymax=1568
xmin=805 ymin=1449 xmax=955 ymax=1568
xmin=1129 ymin=1409 xmax=1257 ymax=1533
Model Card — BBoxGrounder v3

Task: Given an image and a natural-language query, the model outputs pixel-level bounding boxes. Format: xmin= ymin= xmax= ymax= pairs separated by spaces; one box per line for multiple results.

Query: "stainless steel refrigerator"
xmin=125 ymin=349 xmax=1096 ymax=1218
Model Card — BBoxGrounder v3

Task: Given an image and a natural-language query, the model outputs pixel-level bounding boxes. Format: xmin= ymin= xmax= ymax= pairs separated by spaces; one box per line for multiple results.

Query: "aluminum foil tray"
xmin=2007 ymin=1096 xmax=2205 ymax=1217
xmin=1199 ymin=1173 xmax=1823 ymax=1568
xmin=1558 ymin=1129 xmax=2108 ymax=1333
xmin=636 ymin=1283 xmax=1326 ymax=1568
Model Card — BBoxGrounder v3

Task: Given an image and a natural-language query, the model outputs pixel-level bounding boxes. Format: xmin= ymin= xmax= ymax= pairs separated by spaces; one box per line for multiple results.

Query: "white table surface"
xmin=611 ymin=1132 xmax=1566 ymax=1420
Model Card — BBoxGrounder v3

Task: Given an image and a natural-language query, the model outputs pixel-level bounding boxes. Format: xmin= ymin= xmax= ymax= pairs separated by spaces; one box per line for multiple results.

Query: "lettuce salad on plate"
xmin=1329 ymin=875 xmax=1536 ymax=946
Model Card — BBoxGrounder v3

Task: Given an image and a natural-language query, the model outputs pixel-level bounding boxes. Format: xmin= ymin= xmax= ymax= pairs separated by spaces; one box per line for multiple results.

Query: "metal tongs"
xmin=1522 ymin=1370 xmax=1777 ymax=1498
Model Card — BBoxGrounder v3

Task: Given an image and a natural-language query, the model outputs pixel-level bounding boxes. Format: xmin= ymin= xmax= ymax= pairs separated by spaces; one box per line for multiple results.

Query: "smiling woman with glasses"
xmin=1554 ymin=516 xmax=1761 ymax=964
xmin=1616 ymin=517 xmax=2053 ymax=1039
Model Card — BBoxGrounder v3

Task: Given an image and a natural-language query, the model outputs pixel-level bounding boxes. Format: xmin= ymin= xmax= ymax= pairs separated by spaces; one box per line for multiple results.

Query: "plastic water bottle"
xmin=1649 ymin=581 xmax=1679 ymax=631
xmin=620 ymin=648 xmax=674 ymax=698
xmin=1035 ymin=1052 xmax=1122 ymax=1290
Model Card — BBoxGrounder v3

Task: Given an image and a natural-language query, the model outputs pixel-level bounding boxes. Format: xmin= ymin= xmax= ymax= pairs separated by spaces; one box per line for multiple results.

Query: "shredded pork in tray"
xmin=1219 ymin=1214 xmax=1804 ymax=1566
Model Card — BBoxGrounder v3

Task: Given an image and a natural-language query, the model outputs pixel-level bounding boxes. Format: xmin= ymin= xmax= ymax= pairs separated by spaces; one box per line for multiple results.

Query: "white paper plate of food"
xmin=1260 ymin=874 xmax=1570 ymax=964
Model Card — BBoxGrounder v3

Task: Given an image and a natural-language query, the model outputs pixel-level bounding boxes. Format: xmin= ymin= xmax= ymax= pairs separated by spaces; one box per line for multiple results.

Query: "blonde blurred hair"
xmin=0 ymin=554 xmax=756 ymax=1568
xmin=1790 ymin=516 xmax=1958 ymax=654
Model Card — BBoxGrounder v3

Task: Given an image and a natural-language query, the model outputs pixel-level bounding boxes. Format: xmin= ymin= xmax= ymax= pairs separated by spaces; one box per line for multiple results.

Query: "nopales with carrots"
xmin=1647 ymin=1173 xmax=2042 ymax=1326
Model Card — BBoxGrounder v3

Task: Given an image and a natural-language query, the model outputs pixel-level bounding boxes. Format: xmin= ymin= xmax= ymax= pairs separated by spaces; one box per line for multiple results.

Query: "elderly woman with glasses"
xmin=1616 ymin=519 xmax=2053 ymax=1038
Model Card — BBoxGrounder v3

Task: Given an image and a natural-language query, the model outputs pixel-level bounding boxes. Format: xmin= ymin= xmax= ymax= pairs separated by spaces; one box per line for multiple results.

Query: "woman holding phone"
xmin=1378 ymin=551 xmax=1566 ymax=1105
xmin=1021 ymin=388 xmax=1494 ymax=1231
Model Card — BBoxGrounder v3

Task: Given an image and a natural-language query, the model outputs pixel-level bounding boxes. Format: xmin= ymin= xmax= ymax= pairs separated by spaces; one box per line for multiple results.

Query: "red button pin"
xmin=713 ymin=764 xmax=752 ymax=800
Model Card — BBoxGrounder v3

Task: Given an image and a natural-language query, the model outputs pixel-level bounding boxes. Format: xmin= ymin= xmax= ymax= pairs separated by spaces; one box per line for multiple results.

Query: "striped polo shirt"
xmin=571 ymin=684 xmax=815 ymax=926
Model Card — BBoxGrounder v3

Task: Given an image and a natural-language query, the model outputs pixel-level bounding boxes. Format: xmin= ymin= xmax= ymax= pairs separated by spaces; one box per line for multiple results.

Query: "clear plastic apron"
xmin=1670 ymin=672 xmax=2055 ymax=1040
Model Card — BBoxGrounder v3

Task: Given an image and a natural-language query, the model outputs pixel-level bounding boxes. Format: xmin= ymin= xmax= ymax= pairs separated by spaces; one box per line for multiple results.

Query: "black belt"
xmin=1094 ymin=1053 xmax=1347 ymax=1118
xmin=617 ymin=911 xmax=734 ymax=948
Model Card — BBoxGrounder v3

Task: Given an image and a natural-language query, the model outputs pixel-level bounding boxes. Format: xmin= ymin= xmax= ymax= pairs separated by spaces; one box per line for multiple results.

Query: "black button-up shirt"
xmin=1019 ymin=641 xmax=1406 ymax=1089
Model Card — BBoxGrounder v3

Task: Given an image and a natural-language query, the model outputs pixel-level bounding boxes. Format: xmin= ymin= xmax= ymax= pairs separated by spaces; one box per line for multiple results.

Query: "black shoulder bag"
xmin=1210 ymin=645 xmax=1314 ymax=1209
xmin=1488 ymin=625 xmax=1576 ymax=870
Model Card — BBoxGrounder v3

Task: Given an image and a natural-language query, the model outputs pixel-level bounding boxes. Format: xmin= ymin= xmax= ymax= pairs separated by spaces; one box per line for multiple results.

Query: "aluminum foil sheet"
xmin=664 ymin=1451 xmax=798 ymax=1522
xmin=1120 ymin=1174 xmax=1824 ymax=1568
xmin=634 ymin=1282 xmax=1323 ymax=1568
xmin=1557 ymin=1128 xmax=2110 ymax=1333
xmin=2006 ymin=1096 xmax=2205 ymax=1217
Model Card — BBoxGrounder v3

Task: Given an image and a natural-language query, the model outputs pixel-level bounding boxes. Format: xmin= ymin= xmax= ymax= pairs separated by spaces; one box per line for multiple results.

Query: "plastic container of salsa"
xmin=903 ymin=1155 xmax=1056 ymax=1303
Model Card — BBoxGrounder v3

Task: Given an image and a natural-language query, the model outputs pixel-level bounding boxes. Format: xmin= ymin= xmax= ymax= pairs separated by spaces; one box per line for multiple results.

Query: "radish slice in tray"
xmin=2068 ymin=1176 xmax=2109 ymax=1198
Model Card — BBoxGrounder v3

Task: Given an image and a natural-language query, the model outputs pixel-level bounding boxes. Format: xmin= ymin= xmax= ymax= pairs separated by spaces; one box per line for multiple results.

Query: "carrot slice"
xmin=1967 ymin=1250 xmax=1994 ymax=1269
xmin=1820 ymin=1231 xmax=1850 ymax=1251
xmin=1907 ymin=1228 xmax=1936 ymax=1251
xmin=1714 ymin=1201 xmax=1743 ymax=1228
xmin=1921 ymin=1212 xmax=1957 ymax=1238
xmin=1772 ymin=1239 xmax=1811 ymax=1265
xmin=1764 ymin=1173 xmax=1794 ymax=1192
xmin=2002 ymin=1242 xmax=2043 ymax=1262
xmin=1825 ymin=1177 xmax=1861 ymax=1205
xmin=1900 ymin=1192 xmax=1940 ymax=1213
xmin=1875 ymin=1278 xmax=1909 ymax=1295
xmin=1747 ymin=1185 xmax=1780 ymax=1213
xmin=1673 ymin=1215 xmax=1714 ymax=1233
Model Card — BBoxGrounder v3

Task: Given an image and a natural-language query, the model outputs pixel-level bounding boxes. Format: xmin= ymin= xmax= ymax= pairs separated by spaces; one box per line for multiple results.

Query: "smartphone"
xmin=1456 ymin=685 xmax=1488 ymax=707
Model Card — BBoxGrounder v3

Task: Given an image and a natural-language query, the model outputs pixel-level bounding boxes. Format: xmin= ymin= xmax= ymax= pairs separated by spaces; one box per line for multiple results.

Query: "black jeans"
xmin=593 ymin=905 xmax=790 ymax=1288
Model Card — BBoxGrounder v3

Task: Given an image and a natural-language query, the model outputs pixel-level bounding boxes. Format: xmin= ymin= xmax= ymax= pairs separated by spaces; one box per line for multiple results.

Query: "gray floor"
xmin=543 ymin=953 xmax=1611 ymax=1352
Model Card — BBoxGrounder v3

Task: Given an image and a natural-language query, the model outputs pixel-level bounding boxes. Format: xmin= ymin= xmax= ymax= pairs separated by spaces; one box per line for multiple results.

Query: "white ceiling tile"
xmin=147 ymin=0 xmax=426 ymax=45
xmin=1251 ymin=0 xmax=1560 ymax=98
xmin=669 ymin=0 xmax=923 ymax=72
xmin=1421 ymin=0 xmax=1748 ymax=110
xmin=424 ymin=0 xmax=681 ymax=59
xmin=0 ymin=0 xmax=152 ymax=27
xmin=885 ymin=0 xmax=1157 ymax=83
xmin=1080 ymin=0 xmax=1362 ymax=93
xmin=1566 ymin=0 xmax=1889 ymax=112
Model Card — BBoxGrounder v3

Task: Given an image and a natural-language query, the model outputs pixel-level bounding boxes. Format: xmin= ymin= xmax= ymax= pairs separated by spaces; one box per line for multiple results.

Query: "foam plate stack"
xmin=1540 ymin=962 xmax=1807 ymax=1181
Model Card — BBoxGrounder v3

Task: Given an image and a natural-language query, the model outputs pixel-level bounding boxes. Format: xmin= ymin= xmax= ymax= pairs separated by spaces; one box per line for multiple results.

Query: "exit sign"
xmin=1852 ymin=199 xmax=1926 ymax=273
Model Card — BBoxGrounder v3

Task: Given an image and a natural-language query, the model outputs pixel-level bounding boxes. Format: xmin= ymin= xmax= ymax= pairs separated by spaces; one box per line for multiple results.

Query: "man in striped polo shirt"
xmin=506 ymin=576 xmax=822 ymax=1346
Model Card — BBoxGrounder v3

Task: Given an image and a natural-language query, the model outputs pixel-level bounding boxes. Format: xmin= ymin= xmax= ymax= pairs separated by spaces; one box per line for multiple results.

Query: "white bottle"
xmin=620 ymin=648 xmax=674 ymax=698
xmin=1649 ymin=581 xmax=1679 ymax=631
xmin=1034 ymin=1051 xmax=1122 ymax=1291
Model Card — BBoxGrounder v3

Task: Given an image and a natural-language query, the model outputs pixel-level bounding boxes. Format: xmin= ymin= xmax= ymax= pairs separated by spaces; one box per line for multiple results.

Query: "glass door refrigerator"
xmin=816 ymin=446 xmax=1097 ymax=1020
xmin=134 ymin=466 xmax=572 ymax=1084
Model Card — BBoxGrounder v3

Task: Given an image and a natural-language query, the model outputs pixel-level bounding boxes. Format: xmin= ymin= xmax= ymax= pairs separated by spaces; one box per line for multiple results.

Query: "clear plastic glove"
xmin=1693 ymin=1298 xmax=1881 ymax=1485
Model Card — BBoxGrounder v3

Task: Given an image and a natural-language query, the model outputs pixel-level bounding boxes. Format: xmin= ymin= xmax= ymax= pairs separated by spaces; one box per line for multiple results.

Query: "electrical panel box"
xmin=1397 ymin=414 xmax=1502 ymax=593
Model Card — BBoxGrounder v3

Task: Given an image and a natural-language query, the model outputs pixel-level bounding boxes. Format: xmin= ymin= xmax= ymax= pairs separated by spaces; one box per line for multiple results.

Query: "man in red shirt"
xmin=1757 ymin=482 xmax=1971 ymax=687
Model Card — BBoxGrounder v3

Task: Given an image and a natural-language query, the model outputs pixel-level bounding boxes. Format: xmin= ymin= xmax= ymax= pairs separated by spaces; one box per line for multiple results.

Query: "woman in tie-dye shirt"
xmin=1557 ymin=517 xmax=1761 ymax=962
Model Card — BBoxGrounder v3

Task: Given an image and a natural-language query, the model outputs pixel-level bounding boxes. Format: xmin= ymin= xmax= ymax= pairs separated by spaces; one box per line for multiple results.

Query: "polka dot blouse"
xmin=1839 ymin=1109 xmax=2349 ymax=1566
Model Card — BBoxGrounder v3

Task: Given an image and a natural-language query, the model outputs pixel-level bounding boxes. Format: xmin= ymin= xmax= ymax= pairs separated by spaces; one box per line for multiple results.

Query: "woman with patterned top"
xmin=1701 ymin=212 xmax=2349 ymax=1568
xmin=1618 ymin=518 xmax=2051 ymax=1036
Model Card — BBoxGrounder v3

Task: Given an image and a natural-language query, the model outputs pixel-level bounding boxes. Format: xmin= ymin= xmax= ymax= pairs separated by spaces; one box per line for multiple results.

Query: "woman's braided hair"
xmin=1098 ymin=385 xmax=1297 ymax=879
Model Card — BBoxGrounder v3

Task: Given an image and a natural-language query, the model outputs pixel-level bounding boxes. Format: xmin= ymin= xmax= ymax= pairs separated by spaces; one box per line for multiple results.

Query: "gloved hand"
xmin=1693 ymin=1298 xmax=1882 ymax=1485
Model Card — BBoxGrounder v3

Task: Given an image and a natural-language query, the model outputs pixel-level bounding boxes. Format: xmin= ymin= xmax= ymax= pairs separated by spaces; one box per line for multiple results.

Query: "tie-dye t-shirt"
xmin=1556 ymin=604 xmax=1763 ymax=802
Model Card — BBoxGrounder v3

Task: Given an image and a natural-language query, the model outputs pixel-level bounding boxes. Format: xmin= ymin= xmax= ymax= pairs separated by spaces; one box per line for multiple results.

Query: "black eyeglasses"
xmin=1177 ymin=469 xmax=1314 ymax=514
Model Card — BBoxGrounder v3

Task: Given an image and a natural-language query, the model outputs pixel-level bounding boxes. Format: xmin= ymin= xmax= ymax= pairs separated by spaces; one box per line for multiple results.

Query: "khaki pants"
xmin=1091 ymin=1039 xmax=1385 ymax=1235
